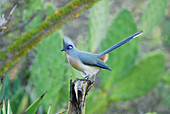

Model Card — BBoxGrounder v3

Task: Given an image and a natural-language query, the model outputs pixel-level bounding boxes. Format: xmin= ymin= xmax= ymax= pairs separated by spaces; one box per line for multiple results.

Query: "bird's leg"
xmin=89 ymin=70 xmax=99 ymax=81
xmin=81 ymin=71 xmax=89 ymax=80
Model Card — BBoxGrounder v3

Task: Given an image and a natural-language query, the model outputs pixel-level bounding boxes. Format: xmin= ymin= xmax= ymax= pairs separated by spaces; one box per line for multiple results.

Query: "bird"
xmin=61 ymin=31 xmax=143 ymax=79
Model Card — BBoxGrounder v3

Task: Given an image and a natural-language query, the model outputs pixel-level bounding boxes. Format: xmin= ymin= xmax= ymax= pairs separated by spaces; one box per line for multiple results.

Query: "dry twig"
xmin=0 ymin=10 xmax=40 ymax=37
xmin=0 ymin=5 xmax=17 ymax=32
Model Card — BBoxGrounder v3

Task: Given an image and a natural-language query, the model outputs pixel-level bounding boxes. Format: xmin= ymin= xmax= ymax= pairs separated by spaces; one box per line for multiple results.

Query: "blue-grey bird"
xmin=61 ymin=31 xmax=143 ymax=79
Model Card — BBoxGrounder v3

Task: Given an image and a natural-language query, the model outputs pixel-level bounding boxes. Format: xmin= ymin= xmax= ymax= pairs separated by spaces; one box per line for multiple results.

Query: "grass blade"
xmin=7 ymin=100 xmax=12 ymax=114
xmin=25 ymin=91 xmax=47 ymax=114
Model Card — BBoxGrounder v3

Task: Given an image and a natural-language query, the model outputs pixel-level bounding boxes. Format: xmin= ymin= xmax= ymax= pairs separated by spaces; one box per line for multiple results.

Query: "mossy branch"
xmin=0 ymin=0 xmax=101 ymax=76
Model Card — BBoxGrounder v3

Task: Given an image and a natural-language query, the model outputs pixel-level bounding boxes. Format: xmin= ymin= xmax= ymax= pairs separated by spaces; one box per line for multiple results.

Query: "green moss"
xmin=0 ymin=52 xmax=8 ymax=61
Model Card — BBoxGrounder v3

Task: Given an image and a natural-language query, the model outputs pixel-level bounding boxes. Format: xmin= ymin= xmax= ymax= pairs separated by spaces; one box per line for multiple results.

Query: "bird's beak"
xmin=61 ymin=48 xmax=65 ymax=51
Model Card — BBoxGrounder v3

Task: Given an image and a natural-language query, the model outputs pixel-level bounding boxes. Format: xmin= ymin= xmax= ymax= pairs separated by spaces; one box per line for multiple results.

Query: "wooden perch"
xmin=68 ymin=78 xmax=93 ymax=114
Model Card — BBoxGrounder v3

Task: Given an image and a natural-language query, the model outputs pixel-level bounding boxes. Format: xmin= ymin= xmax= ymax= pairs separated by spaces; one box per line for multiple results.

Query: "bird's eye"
xmin=66 ymin=45 xmax=73 ymax=50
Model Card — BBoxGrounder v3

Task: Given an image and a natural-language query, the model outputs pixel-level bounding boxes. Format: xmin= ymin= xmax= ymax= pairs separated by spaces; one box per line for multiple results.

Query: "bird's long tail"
xmin=99 ymin=31 xmax=143 ymax=56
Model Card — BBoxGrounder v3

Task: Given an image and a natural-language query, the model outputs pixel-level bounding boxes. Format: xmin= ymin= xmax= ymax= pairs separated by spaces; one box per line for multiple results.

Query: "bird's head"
xmin=61 ymin=36 xmax=76 ymax=53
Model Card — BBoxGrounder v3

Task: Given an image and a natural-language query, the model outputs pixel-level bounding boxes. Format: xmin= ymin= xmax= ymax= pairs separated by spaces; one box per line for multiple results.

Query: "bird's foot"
xmin=74 ymin=76 xmax=90 ymax=82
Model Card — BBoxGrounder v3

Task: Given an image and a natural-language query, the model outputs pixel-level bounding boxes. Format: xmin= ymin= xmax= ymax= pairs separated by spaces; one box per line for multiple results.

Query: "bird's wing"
xmin=78 ymin=52 xmax=111 ymax=71
xmin=96 ymin=59 xmax=111 ymax=71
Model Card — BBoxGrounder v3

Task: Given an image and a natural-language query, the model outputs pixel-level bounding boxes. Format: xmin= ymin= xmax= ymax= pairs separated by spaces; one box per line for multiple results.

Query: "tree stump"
xmin=67 ymin=78 xmax=93 ymax=114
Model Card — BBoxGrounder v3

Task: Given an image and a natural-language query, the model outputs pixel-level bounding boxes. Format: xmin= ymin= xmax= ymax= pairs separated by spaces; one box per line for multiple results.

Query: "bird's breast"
xmin=67 ymin=54 xmax=82 ymax=70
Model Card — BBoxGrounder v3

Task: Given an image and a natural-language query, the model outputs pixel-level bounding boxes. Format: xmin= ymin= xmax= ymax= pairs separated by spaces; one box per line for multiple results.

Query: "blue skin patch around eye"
xmin=66 ymin=45 xmax=73 ymax=50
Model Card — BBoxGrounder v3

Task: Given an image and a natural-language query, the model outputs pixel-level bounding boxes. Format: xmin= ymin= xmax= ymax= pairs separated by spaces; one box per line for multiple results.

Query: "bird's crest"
xmin=62 ymin=36 xmax=75 ymax=48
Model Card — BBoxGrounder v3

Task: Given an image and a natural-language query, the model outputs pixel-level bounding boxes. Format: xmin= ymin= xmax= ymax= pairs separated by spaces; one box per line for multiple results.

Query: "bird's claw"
xmin=84 ymin=76 xmax=89 ymax=80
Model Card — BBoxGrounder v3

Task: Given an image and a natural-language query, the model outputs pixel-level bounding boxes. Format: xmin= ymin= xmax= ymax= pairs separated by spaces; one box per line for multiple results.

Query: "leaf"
xmin=162 ymin=70 xmax=170 ymax=83
xmin=44 ymin=3 xmax=55 ymax=16
xmin=161 ymin=70 xmax=170 ymax=106
xmin=162 ymin=20 xmax=170 ymax=47
xmin=0 ymin=74 xmax=5 ymax=92
xmin=2 ymin=99 xmax=6 ymax=114
xmin=89 ymin=0 xmax=109 ymax=52
xmin=0 ymin=84 xmax=1 ymax=93
xmin=11 ymin=88 xmax=25 ymax=112
xmin=0 ymin=73 xmax=25 ymax=111
xmin=109 ymin=52 xmax=165 ymax=101
xmin=149 ymin=27 xmax=162 ymax=48
xmin=141 ymin=0 xmax=167 ymax=35
xmin=7 ymin=100 xmax=12 ymax=114
xmin=86 ymin=89 xmax=107 ymax=114
xmin=31 ymin=32 xmax=67 ymax=112
xmin=100 ymin=9 xmax=138 ymax=90
xmin=25 ymin=91 xmax=46 ymax=114
xmin=16 ymin=93 xmax=29 ymax=114
xmin=47 ymin=104 xmax=51 ymax=114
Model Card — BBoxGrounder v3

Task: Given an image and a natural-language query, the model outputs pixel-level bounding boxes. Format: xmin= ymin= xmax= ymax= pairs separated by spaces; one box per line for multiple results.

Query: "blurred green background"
xmin=0 ymin=0 xmax=170 ymax=113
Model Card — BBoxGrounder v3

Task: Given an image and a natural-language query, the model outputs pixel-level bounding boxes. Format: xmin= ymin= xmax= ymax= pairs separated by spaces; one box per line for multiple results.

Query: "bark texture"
xmin=67 ymin=78 xmax=93 ymax=114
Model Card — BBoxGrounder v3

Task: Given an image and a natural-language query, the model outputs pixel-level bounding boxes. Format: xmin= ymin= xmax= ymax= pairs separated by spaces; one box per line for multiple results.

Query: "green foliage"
xmin=25 ymin=92 xmax=46 ymax=114
xmin=149 ymin=27 xmax=162 ymax=48
xmin=2 ymin=99 xmax=6 ymax=114
xmin=109 ymin=52 xmax=165 ymax=101
xmin=141 ymin=0 xmax=167 ymax=35
xmin=100 ymin=9 xmax=139 ymax=90
xmin=89 ymin=0 xmax=109 ymax=52
xmin=44 ymin=3 xmax=55 ymax=16
xmin=24 ymin=0 xmax=55 ymax=31
xmin=11 ymin=88 xmax=25 ymax=112
xmin=161 ymin=71 xmax=170 ymax=106
xmin=23 ymin=0 xmax=43 ymax=31
xmin=0 ymin=73 xmax=25 ymax=113
xmin=0 ymin=99 xmax=12 ymax=114
xmin=162 ymin=20 xmax=170 ymax=47
xmin=7 ymin=100 xmax=12 ymax=114
xmin=0 ymin=83 xmax=1 ymax=92
xmin=47 ymin=105 xmax=51 ymax=114
xmin=31 ymin=32 xmax=67 ymax=113
xmin=0 ymin=75 xmax=4 ymax=92
xmin=86 ymin=89 xmax=107 ymax=114
xmin=0 ymin=100 xmax=13 ymax=114
xmin=0 ymin=94 xmax=45 ymax=114
xmin=162 ymin=71 xmax=170 ymax=83
xmin=16 ymin=94 xmax=29 ymax=114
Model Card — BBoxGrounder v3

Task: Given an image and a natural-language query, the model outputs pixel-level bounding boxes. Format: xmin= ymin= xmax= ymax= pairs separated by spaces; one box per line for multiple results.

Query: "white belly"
xmin=80 ymin=64 xmax=100 ymax=77
xmin=67 ymin=54 xmax=100 ymax=78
